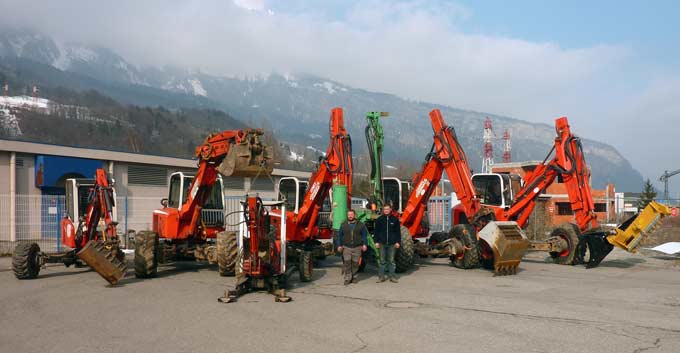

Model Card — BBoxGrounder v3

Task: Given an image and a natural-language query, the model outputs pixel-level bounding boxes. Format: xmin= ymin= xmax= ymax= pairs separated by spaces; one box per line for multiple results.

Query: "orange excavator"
xmin=12 ymin=168 xmax=127 ymax=284
xmin=465 ymin=116 xmax=671 ymax=268
xmin=220 ymin=107 xmax=352 ymax=302
xmin=391 ymin=109 xmax=529 ymax=275
xmin=133 ymin=129 xmax=273 ymax=278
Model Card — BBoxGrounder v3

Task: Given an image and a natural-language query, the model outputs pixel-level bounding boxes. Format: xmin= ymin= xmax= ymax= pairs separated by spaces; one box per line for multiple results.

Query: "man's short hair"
xmin=383 ymin=204 xmax=392 ymax=209
xmin=347 ymin=209 xmax=356 ymax=214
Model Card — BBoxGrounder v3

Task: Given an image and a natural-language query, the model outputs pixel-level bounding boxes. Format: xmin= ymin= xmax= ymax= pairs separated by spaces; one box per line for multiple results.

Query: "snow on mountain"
xmin=189 ymin=78 xmax=207 ymax=96
xmin=0 ymin=95 xmax=51 ymax=110
xmin=0 ymin=106 xmax=22 ymax=136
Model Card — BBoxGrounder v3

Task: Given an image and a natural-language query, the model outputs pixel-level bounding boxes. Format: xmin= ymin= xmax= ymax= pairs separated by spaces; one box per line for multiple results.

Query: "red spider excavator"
xmin=392 ymin=109 xmax=529 ymax=275
xmin=12 ymin=168 xmax=127 ymax=284
xmin=465 ymin=116 xmax=671 ymax=268
xmin=220 ymin=107 xmax=352 ymax=302
xmin=133 ymin=129 xmax=273 ymax=278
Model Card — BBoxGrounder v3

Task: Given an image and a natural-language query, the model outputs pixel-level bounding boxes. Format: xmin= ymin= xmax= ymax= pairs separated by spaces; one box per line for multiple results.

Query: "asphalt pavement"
xmin=1 ymin=249 xmax=679 ymax=353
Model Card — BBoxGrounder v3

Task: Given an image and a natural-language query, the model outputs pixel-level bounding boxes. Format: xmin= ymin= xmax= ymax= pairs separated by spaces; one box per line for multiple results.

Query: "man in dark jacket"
xmin=373 ymin=204 xmax=401 ymax=283
xmin=337 ymin=209 xmax=368 ymax=285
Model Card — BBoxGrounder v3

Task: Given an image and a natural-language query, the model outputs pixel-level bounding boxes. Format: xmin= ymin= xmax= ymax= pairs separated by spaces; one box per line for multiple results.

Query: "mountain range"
xmin=0 ymin=28 xmax=644 ymax=191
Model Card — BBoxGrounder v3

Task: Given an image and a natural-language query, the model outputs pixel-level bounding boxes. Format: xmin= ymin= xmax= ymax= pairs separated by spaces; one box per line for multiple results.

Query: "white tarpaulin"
xmin=648 ymin=242 xmax=680 ymax=255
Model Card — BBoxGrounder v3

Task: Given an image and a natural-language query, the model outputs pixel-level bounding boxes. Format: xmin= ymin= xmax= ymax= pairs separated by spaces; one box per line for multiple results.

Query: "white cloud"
xmin=233 ymin=0 xmax=265 ymax=11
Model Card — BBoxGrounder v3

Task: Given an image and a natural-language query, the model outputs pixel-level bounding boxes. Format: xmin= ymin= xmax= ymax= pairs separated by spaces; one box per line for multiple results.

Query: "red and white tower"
xmin=2 ymin=82 xmax=8 ymax=96
xmin=482 ymin=117 xmax=495 ymax=173
xmin=502 ymin=129 xmax=511 ymax=163
xmin=32 ymin=85 xmax=39 ymax=99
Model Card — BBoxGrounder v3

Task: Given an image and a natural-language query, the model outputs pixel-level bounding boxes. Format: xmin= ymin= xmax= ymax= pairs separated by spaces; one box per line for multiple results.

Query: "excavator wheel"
xmin=449 ymin=224 xmax=481 ymax=269
xmin=429 ymin=232 xmax=451 ymax=246
xmin=12 ymin=242 xmax=41 ymax=279
xmin=217 ymin=231 xmax=237 ymax=276
xmin=299 ymin=250 xmax=314 ymax=282
xmin=134 ymin=231 xmax=159 ymax=278
xmin=478 ymin=240 xmax=495 ymax=270
xmin=549 ymin=224 xmax=581 ymax=265
xmin=395 ymin=226 xmax=415 ymax=273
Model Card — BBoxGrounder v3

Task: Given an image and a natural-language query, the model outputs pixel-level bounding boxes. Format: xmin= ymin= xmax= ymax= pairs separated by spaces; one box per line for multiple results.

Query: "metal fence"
xmin=0 ymin=194 xmax=255 ymax=254
xmin=427 ymin=196 xmax=451 ymax=233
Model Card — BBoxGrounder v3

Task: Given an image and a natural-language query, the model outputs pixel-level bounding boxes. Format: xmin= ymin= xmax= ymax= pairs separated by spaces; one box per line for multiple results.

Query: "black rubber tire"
xmin=449 ymin=224 xmax=481 ymax=269
xmin=395 ymin=226 xmax=415 ymax=273
xmin=217 ymin=231 xmax=237 ymax=276
xmin=134 ymin=231 xmax=158 ymax=278
xmin=12 ymin=242 xmax=41 ymax=279
xmin=478 ymin=240 xmax=495 ymax=270
xmin=299 ymin=250 xmax=313 ymax=282
xmin=549 ymin=224 xmax=581 ymax=265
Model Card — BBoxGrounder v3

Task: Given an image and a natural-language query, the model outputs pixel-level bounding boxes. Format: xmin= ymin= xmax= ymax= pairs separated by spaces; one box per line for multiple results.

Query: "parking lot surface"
xmin=1 ymin=249 xmax=679 ymax=353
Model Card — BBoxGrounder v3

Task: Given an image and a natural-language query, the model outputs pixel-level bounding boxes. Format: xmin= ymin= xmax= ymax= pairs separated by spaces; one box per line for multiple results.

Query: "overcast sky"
xmin=1 ymin=0 xmax=679 ymax=194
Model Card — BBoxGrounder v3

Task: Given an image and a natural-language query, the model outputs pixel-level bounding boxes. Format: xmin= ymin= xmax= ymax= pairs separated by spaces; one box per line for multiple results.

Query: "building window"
xmin=128 ymin=165 xmax=168 ymax=186
xmin=556 ymin=202 xmax=573 ymax=215
xmin=222 ymin=176 xmax=245 ymax=190
xmin=556 ymin=174 xmax=564 ymax=183
xmin=594 ymin=203 xmax=607 ymax=212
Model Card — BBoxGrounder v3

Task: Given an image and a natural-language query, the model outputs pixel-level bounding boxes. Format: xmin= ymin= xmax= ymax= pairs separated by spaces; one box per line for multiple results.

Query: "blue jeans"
xmin=378 ymin=245 xmax=396 ymax=278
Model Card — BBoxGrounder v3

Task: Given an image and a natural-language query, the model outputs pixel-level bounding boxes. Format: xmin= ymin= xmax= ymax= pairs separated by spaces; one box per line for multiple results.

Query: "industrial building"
xmin=0 ymin=139 xmax=308 ymax=253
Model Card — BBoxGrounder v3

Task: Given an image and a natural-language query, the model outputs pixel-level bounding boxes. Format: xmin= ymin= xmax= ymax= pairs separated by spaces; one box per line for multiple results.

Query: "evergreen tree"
xmin=637 ymin=179 xmax=657 ymax=210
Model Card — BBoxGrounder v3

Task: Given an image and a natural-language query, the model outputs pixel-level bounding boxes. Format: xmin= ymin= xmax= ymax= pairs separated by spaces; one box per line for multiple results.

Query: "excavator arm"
xmin=502 ymin=117 xmax=670 ymax=267
xmin=290 ymin=107 xmax=353 ymax=240
xmin=365 ymin=112 xmax=388 ymax=209
xmin=401 ymin=109 xmax=482 ymax=236
xmin=159 ymin=129 xmax=272 ymax=240
xmin=401 ymin=109 xmax=528 ymax=274
xmin=61 ymin=168 xmax=128 ymax=285
xmin=506 ymin=117 xmax=598 ymax=232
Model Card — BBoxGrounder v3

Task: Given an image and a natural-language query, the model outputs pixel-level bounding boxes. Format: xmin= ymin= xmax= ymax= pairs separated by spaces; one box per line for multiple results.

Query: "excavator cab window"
xmin=277 ymin=177 xmax=308 ymax=213
xmin=167 ymin=172 xmax=225 ymax=210
xmin=472 ymin=174 xmax=508 ymax=207
xmin=168 ymin=173 xmax=182 ymax=208
xmin=382 ymin=178 xmax=401 ymax=212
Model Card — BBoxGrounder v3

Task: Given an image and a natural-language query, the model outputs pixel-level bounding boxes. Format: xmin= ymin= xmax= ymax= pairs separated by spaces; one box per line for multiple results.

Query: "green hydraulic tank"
xmin=331 ymin=185 xmax=348 ymax=230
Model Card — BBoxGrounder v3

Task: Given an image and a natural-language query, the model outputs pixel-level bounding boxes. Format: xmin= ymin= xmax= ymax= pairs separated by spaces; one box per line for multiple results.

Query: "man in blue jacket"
xmin=373 ymin=204 xmax=401 ymax=283
xmin=337 ymin=209 xmax=368 ymax=285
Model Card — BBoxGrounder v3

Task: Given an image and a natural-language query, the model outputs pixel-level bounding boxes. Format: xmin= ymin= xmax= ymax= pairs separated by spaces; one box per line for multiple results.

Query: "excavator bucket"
xmin=606 ymin=201 xmax=671 ymax=253
xmin=218 ymin=141 xmax=273 ymax=178
xmin=477 ymin=221 xmax=530 ymax=275
xmin=76 ymin=240 xmax=127 ymax=285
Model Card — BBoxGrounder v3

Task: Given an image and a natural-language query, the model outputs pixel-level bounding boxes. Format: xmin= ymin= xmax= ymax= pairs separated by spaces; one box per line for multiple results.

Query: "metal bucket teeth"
xmin=478 ymin=221 xmax=529 ymax=276
xmin=76 ymin=240 xmax=127 ymax=285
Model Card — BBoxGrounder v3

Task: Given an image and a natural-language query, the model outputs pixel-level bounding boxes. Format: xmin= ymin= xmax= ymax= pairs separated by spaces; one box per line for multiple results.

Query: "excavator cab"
xmin=277 ymin=177 xmax=309 ymax=213
xmin=165 ymin=172 xmax=226 ymax=228
xmin=471 ymin=173 xmax=522 ymax=209
xmin=382 ymin=177 xmax=410 ymax=213
xmin=64 ymin=176 xmax=118 ymax=243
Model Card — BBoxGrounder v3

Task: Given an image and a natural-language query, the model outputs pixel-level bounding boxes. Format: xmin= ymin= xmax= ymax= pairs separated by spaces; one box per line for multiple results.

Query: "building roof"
xmin=492 ymin=161 xmax=543 ymax=169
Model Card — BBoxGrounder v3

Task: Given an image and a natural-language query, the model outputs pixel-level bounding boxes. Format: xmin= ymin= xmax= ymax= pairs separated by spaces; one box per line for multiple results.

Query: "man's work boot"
xmin=376 ymin=276 xmax=386 ymax=283
xmin=351 ymin=277 xmax=358 ymax=284
xmin=389 ymin=277 xmax=399 ymax=283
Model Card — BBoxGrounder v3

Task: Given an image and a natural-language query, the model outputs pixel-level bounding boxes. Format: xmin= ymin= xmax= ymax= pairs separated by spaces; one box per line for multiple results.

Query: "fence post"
xmin=9 ymin=152 xmax=16 ymax=242
xmin=124 ymin=195 xmax=128 ymax=249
